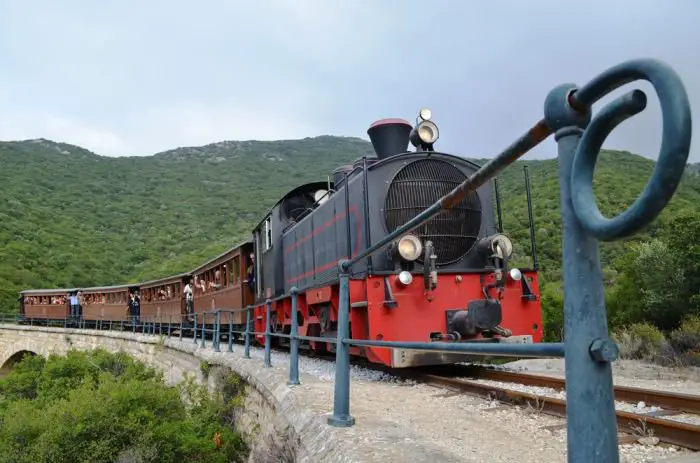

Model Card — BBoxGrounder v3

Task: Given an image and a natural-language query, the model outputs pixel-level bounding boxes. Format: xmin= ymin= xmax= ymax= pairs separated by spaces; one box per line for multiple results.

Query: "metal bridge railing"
xmin=2 ymin=58 xmax=692 ymax=463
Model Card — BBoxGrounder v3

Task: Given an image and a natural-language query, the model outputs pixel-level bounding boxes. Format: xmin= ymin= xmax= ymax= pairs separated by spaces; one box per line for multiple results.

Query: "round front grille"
xmin=384 ymin=159 xmax=482 ymax=266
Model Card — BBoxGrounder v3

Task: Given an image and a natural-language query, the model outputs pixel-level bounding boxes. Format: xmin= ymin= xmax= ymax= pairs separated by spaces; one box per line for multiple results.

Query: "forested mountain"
xmin=1 ymin=136 xmax=699 ymax=314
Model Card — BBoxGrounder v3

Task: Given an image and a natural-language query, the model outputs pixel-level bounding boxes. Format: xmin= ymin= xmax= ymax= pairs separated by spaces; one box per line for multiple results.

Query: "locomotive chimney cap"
xmin=369 ymin=118 xmax=412 ymax=128
xmin=367 ymin=118 xmax=412 ymax=159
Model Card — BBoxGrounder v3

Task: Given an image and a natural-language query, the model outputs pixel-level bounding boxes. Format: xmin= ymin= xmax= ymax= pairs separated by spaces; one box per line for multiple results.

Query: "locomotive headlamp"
xmin=491 ymin=234 xmax=513 ymax=259
xmin=419 ymin=107 xmax=432 ymax=121
xmin=418 ymin=121 xmax=438 ymax=143
xmin=478 ymin=233 xmax=514 ymax=260
xmin=398 ymin=270 xmax=413 ymax=285
xmin=397 ymin=234 xmax=423 ymax=261
xmin=409 ymin=118 xmax=440 ymax=150
xmin=509 ymin=268 xmax=522 ymax=281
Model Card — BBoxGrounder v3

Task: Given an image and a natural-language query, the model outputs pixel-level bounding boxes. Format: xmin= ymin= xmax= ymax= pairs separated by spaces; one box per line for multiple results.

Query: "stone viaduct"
xmin=0 ymin=324 xmax=464 ymax=463
xmin=0 ymin=324 xmax=355 ymax=462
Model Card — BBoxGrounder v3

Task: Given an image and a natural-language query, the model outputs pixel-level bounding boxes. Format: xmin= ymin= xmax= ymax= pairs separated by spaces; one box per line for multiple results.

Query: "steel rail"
xmin=408 ymin=372 xmax=700 ymax=451
xmin=465 ymin=368 xmax=700 ymax=415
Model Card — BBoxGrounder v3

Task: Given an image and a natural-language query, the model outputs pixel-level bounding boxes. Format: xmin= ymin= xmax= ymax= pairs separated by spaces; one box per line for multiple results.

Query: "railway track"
xmin=398 ymin=365 xmax=700 ymax=451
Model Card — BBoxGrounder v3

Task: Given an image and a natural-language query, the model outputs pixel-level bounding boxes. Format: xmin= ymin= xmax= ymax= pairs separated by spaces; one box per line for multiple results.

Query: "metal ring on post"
xmin=570 ymin=58 xmax=693 ymax=241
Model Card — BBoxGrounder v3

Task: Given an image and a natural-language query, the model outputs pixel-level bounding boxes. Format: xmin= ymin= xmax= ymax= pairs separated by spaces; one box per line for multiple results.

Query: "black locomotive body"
xmin=251 ymin=117 xmax=499 ymax=299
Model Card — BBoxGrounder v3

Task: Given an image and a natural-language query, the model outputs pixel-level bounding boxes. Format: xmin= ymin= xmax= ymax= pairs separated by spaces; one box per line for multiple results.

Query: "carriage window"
xmin=221 ymin=264 xmax=228 ymax=287
xmin=264 ymin=216 xmax=272 ymax=250
xmin=232 ymin=256 xmax=241 ymax=283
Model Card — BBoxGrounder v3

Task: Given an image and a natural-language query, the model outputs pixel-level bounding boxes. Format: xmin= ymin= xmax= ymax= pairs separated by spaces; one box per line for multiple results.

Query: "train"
xmin=18 ymin=109 xmax=543 ymax=368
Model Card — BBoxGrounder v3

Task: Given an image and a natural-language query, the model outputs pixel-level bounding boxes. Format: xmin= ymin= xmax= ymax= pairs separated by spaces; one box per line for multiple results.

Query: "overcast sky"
xmin=0 ymin=1 xmax=697 ymax=162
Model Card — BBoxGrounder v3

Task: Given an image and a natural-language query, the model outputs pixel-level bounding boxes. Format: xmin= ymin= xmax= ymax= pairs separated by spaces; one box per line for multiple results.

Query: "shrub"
xmin=612 ymin=322 xmax=666 ymax=360
xmin=665 ymin=315 xmax=700 ymax=366
xmin=0 ymin=349 xmax=249 ymax=462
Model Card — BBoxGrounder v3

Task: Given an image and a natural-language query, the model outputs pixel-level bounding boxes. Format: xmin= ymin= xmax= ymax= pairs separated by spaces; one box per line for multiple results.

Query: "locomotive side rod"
xmin=342 ymin=118 xmax=552 ymax=271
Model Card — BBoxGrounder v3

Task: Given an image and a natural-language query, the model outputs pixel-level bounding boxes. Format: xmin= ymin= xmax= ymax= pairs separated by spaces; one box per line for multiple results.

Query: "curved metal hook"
xmin=570 ymin=59 xmax=693 ymax=241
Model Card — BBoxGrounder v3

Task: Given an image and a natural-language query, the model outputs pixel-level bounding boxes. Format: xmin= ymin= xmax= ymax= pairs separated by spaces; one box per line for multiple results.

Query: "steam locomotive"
xmin=19 ymin=109 xmax=543 ymax=368
xmin=250 ymin=109 xmax=543 ymax=367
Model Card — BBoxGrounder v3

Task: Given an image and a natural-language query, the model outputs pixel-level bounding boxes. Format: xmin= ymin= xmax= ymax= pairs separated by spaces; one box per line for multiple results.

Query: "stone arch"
xmin=0 ymin=349 xmax=38 ymax=374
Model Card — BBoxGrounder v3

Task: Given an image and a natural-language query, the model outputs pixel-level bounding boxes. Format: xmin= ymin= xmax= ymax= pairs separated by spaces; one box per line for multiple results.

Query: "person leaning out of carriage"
xmin=127 ymin=292 xmax=140 ymax=322
xmin=184 ymin=279 xmax=194 ymax=321
xmin=246 ymin=253 xmax=255 ymax=294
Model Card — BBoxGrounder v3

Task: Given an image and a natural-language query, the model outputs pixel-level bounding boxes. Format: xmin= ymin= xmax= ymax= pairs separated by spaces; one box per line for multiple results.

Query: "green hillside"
xmin=1 ymin=137 xmax=699 ymax=319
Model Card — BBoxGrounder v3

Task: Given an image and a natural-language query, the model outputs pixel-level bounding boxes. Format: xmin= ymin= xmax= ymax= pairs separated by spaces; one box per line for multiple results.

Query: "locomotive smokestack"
xmin=367 ymin=118 xmax=412 ymax=159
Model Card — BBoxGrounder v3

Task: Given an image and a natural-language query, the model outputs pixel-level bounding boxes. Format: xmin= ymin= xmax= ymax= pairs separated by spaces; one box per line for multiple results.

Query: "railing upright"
xmin=214 ymin=311 xmax=221 ymax=352
xmin=193 ymin=315 xmax=198 ymax=344
xmin=200 ymin=313 xmax=206 ymax=348
xmin=327 ymin=263 xmax=354 ymax=427
xmin=264 ymin=300 xmax=272 ymax=367
xmin=228 ymin=313 xmax=234 ymax=353
xmin=244 ymin=306 xmax=251 ymax=359
xmin=288 ymin=287 xmax=300 ymax=386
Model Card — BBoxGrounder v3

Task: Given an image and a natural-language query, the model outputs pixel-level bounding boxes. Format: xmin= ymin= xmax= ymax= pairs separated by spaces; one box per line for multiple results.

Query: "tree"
xmin=0 ymin=349 xmax=248 ymax=463
xmin=607 ymin=212 xmax=700 ymax=330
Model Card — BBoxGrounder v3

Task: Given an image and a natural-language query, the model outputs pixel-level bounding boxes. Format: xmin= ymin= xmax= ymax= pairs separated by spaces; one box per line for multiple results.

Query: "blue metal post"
xmin=179 ymin=318 xmax=183 ymax=340
xmin=200 ymin=313 xmax=206 ymax=348
xmin=542 ymin=58 xmax=693 ymax=462
xmin=193 ymin=315 xmax=198 ymax=344
xmin=228 ymin=312 xmax=234 ymax=352
xmin=264 ymin=299 xmax=272 ymax=367
xmin=244 ymin=306 xmax=251 ymax=359
xmin=328 ymin=261 xmax=355 ymax=427
xmin=288 ymin=287 xmax=300 ymax=386
xmin=214 ymin=310 xmax=221 ymax=352
xmin=545 ymin=83 xmax=619 ymax=462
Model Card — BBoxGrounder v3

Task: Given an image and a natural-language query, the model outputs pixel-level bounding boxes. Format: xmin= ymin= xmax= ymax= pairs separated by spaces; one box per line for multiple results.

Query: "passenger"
xmin=133 ymin=292 xmax=141 ymax=321
xmin=127 ymin=292 xmax=134 ymax=319
xmin=246 ymin=253 xmax=255 ymax=294
xmin=184 ymin=280 xmax=194 ymax=322
xmin=210 ymin=270 xmax=222 ymax=290
xmin=77 ymin=291 xmax=84 ymax=318
xmin=69 ymin=292 xmax=79 ymax=319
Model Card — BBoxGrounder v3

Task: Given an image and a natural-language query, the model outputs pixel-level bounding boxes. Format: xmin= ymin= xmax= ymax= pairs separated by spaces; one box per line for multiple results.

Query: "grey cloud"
xmin=0 ymin=0 xmax=697 ymax=161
